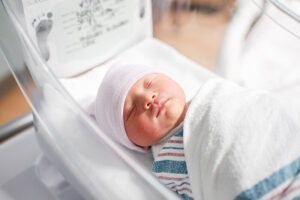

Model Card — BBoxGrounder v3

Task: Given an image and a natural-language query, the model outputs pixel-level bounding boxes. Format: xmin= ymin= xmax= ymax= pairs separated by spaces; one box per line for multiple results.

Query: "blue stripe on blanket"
xmin=152 ymin=160 xmax=188 ymax=174
xmin=235 ymin=157 xmax=300 ymax=200
xmin=162 ymin=147 xmax=184 ymax=150
xmin=293 ymin=196 xmax=300 ymax=200
xmin=166 ymin=182 xmax=175 ymax=186
xmin=175 ymin=130 xmax=183 ymax=137
xmin=179 ymin=193 xmax=193 ymax=200
xmin=178 ymin=181 xmax=191 ymax=187
xmin=165 ymin=181 xmax=191 ymax=187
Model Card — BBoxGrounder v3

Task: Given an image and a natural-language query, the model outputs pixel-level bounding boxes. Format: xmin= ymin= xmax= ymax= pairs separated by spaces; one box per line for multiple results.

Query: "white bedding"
xmin=218 ymin=0 xmax=300 ymax=126
xmin=183 ymin=78 xmax=300 ymax=200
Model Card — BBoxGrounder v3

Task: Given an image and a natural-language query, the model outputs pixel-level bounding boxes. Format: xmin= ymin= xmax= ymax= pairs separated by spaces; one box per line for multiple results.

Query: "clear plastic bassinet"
xmin=0 ymin=0 xmax=181 ymax=199
xmin=0 ymin=0 xmax=215 ymax=199
xmin=1 ymin=0 xmax=299 ymax=199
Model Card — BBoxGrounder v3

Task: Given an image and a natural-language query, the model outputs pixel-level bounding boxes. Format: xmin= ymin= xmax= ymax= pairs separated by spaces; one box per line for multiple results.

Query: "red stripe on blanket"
xmin=170 ymin=185 xmax=192 ymax=193
xmin=158 ymin=176 xmax=189 ymax=181
xmin=158 ymin=153 xmax=185 ymax=157
xmin=178 ymin=187 xmax=193 ymax=193
xmin=167 ymin=140 xmax=183 ymax=144
xmin=269 ymin=185 xmax=300 ymax=200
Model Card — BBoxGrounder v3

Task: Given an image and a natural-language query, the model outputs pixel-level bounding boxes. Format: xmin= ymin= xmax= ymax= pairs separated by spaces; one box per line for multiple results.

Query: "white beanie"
xmin=95 ymin=64 xmax=161 ymax=152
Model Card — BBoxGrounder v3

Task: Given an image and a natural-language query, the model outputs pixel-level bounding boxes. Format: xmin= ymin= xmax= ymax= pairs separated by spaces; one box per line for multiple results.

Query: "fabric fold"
xmin=183 ymin=78 xmax=300 ymax=200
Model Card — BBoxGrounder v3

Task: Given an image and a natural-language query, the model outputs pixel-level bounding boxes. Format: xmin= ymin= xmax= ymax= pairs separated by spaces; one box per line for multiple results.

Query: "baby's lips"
xmin=156 ymin=99 xmax=169 ymax=118
xmin=151 ymin=105 xmax=159 ymax=118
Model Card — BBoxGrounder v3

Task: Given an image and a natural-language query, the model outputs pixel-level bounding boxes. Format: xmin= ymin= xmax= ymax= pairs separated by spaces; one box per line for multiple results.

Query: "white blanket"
xmin=183 ymin=78 xmax=300 ymax=200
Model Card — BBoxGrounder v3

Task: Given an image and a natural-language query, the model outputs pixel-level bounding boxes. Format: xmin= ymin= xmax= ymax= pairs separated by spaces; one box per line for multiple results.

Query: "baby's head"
xmin=95 ymin=64 xmax=187 ymax=152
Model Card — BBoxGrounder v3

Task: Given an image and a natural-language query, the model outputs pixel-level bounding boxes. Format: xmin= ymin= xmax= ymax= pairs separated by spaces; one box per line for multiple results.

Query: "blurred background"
xmin=0 ymin=0 xmax=235 ymax=135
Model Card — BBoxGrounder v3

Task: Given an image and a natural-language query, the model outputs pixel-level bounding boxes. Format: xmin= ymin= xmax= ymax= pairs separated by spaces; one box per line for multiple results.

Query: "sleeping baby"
xmin=95 ymin=63 xmax=193 ymax=200
xmin=94 ymin=63 xmax=300 ymax=200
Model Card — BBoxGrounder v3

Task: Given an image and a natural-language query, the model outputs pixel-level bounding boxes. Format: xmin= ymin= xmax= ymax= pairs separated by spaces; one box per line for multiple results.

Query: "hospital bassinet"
xmin=0 ymin=0 xmax=299 ymax=199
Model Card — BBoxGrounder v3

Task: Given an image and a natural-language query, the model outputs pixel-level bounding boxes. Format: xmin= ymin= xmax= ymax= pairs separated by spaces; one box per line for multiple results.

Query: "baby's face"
xmin=123 ymin=73 xmax=186 ymax=148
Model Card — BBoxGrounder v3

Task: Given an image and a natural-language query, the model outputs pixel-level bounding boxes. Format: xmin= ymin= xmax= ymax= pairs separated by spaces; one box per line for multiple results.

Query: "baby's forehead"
xmin=131 ymin=73 xmax=165 ymax=87
xmin=138 ymin=73 xmax=159 ymax=81
xmin=138 ymin=73 xmax=166 ymax=81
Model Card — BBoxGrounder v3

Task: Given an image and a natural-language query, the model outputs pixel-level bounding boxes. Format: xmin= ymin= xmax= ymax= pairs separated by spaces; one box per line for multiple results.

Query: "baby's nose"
xmin=144 ymin=92 xmax=158 ymax=110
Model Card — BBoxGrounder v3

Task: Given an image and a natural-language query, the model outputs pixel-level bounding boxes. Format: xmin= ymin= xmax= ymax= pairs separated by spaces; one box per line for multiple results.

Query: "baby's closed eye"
xmin=144 ymin=79 xmax=152 ymax=89
xmin=144 ymin=76 xmax=157 ymax=89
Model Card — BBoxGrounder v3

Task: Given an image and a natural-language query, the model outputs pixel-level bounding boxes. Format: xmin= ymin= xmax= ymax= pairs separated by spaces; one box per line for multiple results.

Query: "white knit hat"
xmin=95 ymin=64 xmax=161 ymax=152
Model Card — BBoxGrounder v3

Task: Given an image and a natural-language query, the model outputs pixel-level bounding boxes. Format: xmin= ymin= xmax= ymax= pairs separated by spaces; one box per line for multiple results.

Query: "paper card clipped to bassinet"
xmin=22 ymin=0 xmax=152 ymax=78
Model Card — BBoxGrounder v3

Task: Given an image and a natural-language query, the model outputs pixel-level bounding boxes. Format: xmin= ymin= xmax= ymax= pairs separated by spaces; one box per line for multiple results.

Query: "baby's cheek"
xmin=135 ymin=116 xmax=153 ymax=132
xmin=139 ymin=119 xmax=163 ymax=142
xmin=166 ymin=102 xmax=181 ymax=121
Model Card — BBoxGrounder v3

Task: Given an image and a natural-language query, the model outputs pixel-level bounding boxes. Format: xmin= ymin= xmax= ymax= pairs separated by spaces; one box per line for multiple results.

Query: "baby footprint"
xmin=32 ymin=12 xmax=53 ymax=61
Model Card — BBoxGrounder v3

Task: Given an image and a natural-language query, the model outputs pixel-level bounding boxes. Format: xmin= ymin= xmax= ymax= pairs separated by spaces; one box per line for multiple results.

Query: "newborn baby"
xmin=94 ymin=63 xmax=300 ymax=200
xmin=95 ymin=64 xmax=193 ymax=200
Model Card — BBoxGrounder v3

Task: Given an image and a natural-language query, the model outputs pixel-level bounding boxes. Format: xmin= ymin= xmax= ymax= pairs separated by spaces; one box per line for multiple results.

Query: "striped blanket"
xmin=152 ymin=129 xmax=193 ymax=200
xmin=183 ymin=78 xmax=300 ymax=200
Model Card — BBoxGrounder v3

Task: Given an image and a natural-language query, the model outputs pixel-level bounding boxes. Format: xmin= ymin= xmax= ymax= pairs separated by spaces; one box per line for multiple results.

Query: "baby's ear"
xmin=143 ymin=146 xmax=150 ymax=151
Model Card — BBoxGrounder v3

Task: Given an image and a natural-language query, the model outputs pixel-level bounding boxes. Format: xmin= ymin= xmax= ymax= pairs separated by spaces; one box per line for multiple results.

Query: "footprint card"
xmin=22 ymin=0 xmax=150 ymax=77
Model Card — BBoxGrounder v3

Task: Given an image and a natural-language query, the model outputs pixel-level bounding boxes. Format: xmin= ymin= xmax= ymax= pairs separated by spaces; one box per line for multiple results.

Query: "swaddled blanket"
xmin=183 ymin=78 xmax=300 ymax=200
